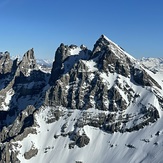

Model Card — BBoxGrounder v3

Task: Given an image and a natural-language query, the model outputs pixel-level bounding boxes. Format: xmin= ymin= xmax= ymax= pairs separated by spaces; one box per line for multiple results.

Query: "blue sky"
xmin=0 ymin=0 xmax=163 ymax=59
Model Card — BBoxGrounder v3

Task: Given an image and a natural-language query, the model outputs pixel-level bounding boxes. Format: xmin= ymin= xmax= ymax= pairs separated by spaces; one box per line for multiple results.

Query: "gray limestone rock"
xmin=0 ymin=143 xmax=20 ymax=163
xmin=76 ymin=134 xmax=90 ymax=148
xmin=70 ymin=132 xmax=90 ymax=148
xmin=0 ymin=105 xmax=36 ymax=143
xmin=24 ymin=146 xmax=38 ymax=160
xmin=0 ymin=52 xmax=13 ymax=74
xmin=132 ymin=68 xmax=161 ymax=89
xmin=18 ymin=48 xmax=38 ymax=76
xmin=49 ymin=43 xmax=70 ymax=83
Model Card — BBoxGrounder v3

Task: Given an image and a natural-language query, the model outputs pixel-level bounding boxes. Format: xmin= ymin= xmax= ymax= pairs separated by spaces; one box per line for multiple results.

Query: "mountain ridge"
xmin=0 ymin=35 xmax=163 ymax=163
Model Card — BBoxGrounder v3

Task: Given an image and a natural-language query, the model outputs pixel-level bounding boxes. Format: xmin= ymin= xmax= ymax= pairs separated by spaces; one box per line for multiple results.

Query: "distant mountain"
xmin=36 ymin=59 xmax=53 ymax=68
xmin=0 ymin=35 xmax=163 ymax=163
xmin=36 ymin=59 xmax=53 ymax=73
xmin=139 ymin=57 xmax=163 ymax=72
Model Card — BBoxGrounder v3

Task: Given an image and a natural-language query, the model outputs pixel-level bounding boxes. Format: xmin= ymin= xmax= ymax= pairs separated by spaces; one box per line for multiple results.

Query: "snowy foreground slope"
xmin=0 ymin=35 xmax=163 ymax=163
xmin=18 ymin=108 xmax=163 ymax=163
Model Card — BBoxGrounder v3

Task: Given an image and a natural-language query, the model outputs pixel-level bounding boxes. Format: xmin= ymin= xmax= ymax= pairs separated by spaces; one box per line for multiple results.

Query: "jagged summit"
xmin=0 ymin=51 xmax=13 ymax=75
xmin=50 ymin=35 xmax=134 ymax=84
xmin=22 ymin=48 xmax=35 ymax=61
xmin=92 ymin=34 xmax=135 ymax=61
xmin=47 ymin=34 xmax=162 ymax=115
xmin=50 ymin=43 xmax=91 ymax=83
xmin=0 ymin=36 xmax=163 ymax=163
xmin=18 ymin=48 xmax=38 ymax=76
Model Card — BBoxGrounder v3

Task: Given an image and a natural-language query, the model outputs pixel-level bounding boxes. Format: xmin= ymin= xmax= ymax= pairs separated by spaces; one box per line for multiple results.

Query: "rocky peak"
xmin=22 ymin=48 xmax=35 ymax=60
xmin=45 ymin=35 xmax=162 ymax=135
xmin=18 ymin=48 xmax=38 ymax=76
xmin=90 ymin=35 xmax=161 ymax=88
xmin=89 ymin=35 xmax=135 ymax=78
xmin=53 ymin=43 xmax=70 ymax=68
xmin=0 ymin=52 xmax=16 ymax=75
xmin=92 ymin=35 xmax=134 ymax=60
xmin=49 ymin=44 xmax=70 ymax=83
xmin=49 ymin=43 xmax=91 ymax=84
xmin=93 ymin=34 xmax=109 ymax=49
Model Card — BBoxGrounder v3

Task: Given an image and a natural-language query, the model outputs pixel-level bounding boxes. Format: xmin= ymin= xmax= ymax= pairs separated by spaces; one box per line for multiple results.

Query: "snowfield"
xmin=16 ymin=105 xmax=163 ymax=163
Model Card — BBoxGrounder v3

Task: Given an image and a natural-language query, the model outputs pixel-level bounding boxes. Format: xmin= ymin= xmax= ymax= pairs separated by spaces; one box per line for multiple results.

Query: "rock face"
xmin=0 ymin=143 xmax=20 ymax=163
xmin=45 ymin=35 xmax=161 ymax=134
xmin=24 ymin=146 xmax=38 ymax=160
xmin=0 ymin=52 xmax=18 ymax=89
xmin=0 ymin=105 xmax=36 ymax=143
xmin=50 ymin=43 xmax=91 ymax=83
xmin=18 ymin=48 xmax=37 ymax=76
xmin=0 ymin=48 xmax=49 ymax=123
xmin=0 ymin=49 xmax=49 ymax=162
xmin=0 ymin=49 xmax=50 ymax=163
xmin=0 ymin=51 xmax=18 ymax=75
xmin=69 ymin=132 xmax=90 ymax=148
xmin=0 ymin=35 xmax=163 ymax=162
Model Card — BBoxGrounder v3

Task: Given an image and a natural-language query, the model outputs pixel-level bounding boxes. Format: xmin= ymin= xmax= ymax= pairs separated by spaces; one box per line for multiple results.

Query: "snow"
xmin=100 ymin=72 xmax=117 ymax=89
xmin=16 ymin=105 xmax=163 ymax=163
xmin=0 ymin=89 xmax=14 ymax=111
xmin=82 ymin=60 xmax=98 ymax=72
xmin=69 ymin=47 xmax=81 ymax=56
xmin=36 ymin=59 xmax=53 ymax=67
xmin=63 ymin=47 xmax=90 ymax=73
xmin=14 ymin=67 xmax=161 ymax=163
xmin=36 ymin=59 xmax=53 ymax=73
xmin=139 ymin=57 xmax=163 ymax=72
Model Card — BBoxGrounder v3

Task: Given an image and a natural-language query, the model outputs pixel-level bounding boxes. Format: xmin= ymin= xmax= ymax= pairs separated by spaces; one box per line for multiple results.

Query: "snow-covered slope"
xmin=16 ymin=106 xmax=163 ymax=163
xmin=0 ymin=35 xmax=163 ymax=163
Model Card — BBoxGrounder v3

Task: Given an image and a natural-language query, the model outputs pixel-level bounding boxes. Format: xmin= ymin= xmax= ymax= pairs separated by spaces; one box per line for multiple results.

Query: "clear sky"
xmin=0 ymin=0 xmax=163 ymax=59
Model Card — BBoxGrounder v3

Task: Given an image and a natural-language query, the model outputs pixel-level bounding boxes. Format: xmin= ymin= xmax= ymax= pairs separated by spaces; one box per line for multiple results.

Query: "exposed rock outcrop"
xmin=50 ymin=43 xmax=70 ymax=83
xmin=0 ymin=51 xmax=16 ymax=75
xmin=0 ymin=143 xmax=20 ymax=163
xmin=18 ymin=48 xmax=38 ymax=76
xmin=0 ymin=105 xmax=36 ymax=143
xmin=69 ymin=131 xmax=90 ymax=148
xmin=24 ymin=145 xmax=38 ymax=160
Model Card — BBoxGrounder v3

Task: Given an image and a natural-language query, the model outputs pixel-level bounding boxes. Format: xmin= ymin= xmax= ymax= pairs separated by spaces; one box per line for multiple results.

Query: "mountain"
xmin=139 ymin=57 xmax=163 ymax=72
xmin=36 ymin=59 xmax=53 ymax=74
xmin=0 ymin=35 xmax=163 ymax=163
xmin=11 ymin=56 xmax=53 ymax=73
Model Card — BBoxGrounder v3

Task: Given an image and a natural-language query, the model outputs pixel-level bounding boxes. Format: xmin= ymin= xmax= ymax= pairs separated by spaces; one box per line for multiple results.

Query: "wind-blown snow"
xmin=63 ymin=47 xmax=90 ymax=73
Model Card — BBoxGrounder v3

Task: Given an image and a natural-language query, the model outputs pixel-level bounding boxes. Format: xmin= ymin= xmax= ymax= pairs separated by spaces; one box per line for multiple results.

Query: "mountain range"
xmin=0 ymin=35 xmax=163 ymax=163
